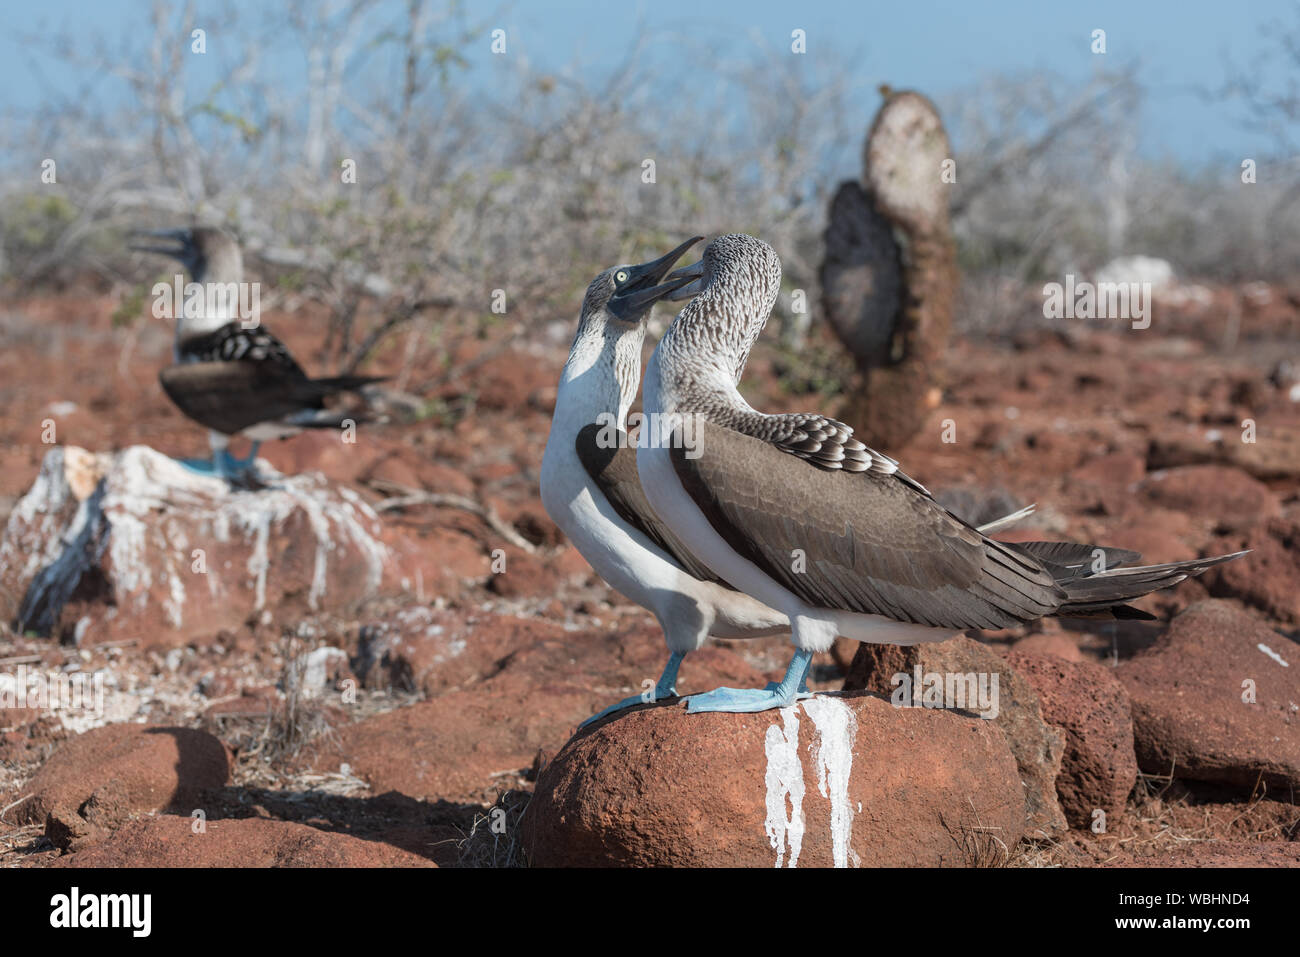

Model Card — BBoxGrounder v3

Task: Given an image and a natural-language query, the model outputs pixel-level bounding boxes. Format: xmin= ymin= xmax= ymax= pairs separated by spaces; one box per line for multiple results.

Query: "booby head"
xmin=661 ymin=233 xmax=782 ymax=383
xmin=130 ymin=226 xmax=243 ymax=285
xmin=580 ymin=236 xmax=704 ymax=329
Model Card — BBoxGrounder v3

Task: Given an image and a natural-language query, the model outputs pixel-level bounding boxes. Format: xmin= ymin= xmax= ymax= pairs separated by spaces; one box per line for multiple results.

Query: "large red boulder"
xmin=1117 ymin=600 xmax=1300 ymax=793
xmin=843 ymin=636 xmax=1066 ymax=838
xmin=523 ymin=693 xmax=1027 ymax=867
xmin=0 ymin=446 xmax=394 ymax=647
xmin=1004 ymin=650 xmax=1138 ymax=829
xmin=12 ymin=723 xmax=231 ymax=849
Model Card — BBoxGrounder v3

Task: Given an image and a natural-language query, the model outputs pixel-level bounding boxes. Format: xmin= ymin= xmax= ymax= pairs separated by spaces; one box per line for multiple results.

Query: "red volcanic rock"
xmin=353 ymin=442 xmax=478 ymax=498
xmin=257 ymin=429 xmax=374 ymax=484
xmin=13 ymin=723 xmax=231 ymax=849
xmin=1071 ymin=451 xmax=1147 ymax=487
xmin=0 ymin=446 xmax=394 ymax=647
xmin=1205 ymin=518 xmax=1300 ymax=624
xmin=1065 ymin=451 xmax=1146 ymax=515
xmin=485 ymin=545 xmax=565 ymax=598
xmin=302 ymin=619 xmax=768 ymax=804
xmin=1117 ymin=600 xmax=1300 ymax=792
xmin=448 ymin=348 xmax=561 ymax=412
xmin=1010 ymin=632 xmax=1085 ymax=662
xmin=301 ymin=674 xmax=592 ymax=806
xmin=51 ymin=814 xmax=434 ymax=867
xmin=844 ymin=637 xmax=1066 ymax=838
xmin=1101 ymin=504 xmax=1200 ymax=564
xmin=352 ymin=606 xmax=526 ymax=696
xmin=523 ymin=693 xmax=1027 ymax=867
xmin=1101 ymin=840 xmax=1300 ymax=868
xmin=1004 ymin=650 xmax=1138 ymax=829
xmin=1138 ymin=465 xmax=1279 ymax=533
xmin=381 ymin=522 xmax=491 ymax=600
xmin=1148 ymin=424 xmax=1300 ymax=484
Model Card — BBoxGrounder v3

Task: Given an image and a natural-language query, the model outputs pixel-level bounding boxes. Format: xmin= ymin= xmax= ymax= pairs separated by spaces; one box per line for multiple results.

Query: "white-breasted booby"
xmin=540 ymin=238 xmax=797 ymax=725
xmin=132 ymin=227 xmax=384 ymax=482
xmin=638 ymin=233 xmax=1248 ymax=714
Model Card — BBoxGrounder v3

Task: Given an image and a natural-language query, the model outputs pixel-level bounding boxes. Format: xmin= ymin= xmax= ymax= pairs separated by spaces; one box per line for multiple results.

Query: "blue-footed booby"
xmin=638 ymin=233 xmax=1249 ymax=714
xmin=132 ymin=227 xmax=384 ymax=482
xmin=541 ymin=238 xmax=794 ymax=725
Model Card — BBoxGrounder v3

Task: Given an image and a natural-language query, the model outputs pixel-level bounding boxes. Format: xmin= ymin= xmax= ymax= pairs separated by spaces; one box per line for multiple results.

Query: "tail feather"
xmin=1011 ymin=541 xmax=1141 ymax=579
xmin=1053 ymin=550 xmax=1248 ymax=619
xmin=291 ymin=375 xmax=386 ymax=428
xmin=301 ymin=374 xmax=388 ymax=398
xmin=287 ymin=407 xmax=376 ymax=429
xmin=976 ymin=504 xmax=1036 ymax=535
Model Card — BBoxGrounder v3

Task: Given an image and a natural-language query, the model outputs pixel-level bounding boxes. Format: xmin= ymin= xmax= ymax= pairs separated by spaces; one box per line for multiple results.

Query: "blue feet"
xmin=177 ymin=455 xmax=224 ymax=477
xmin=175 ymin=443 xmax=262 ymax=485
xmin=228 ymin=440 xmax=261 ymax=470
xmin=686 ymin=649 xmax=814 ymax=714
xmin=580 ymin=652 xmax=684 ymax=728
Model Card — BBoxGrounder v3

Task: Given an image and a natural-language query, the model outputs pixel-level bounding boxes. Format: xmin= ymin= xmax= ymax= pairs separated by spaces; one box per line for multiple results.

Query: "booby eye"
xmin=614 ymin=270 xmax=629 ymax=284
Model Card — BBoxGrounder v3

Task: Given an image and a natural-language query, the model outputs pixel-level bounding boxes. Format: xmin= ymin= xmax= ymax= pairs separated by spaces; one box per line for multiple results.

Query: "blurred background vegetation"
xmin=1 ymin=1 xmax=1297 ymax=376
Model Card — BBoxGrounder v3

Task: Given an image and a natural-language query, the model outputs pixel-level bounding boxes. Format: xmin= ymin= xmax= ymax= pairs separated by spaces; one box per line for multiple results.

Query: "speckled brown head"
xmin=659 ymin=233 xmax=783 ymax=385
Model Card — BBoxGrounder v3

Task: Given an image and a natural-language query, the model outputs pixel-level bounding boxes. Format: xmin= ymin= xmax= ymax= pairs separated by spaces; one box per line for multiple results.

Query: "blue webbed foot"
xmin=580 ymin=687 xmax=678 ymax=727
xmin=685 ymin=649 xmax=814 ymax=715
xmin=176 ymin=455 xmax=222 ymax=476
xmin=685 ymin=685 xmax=813 ymax=714
xmin=227 ymin=440 xmax=262 ymax=469
xmin=580 ymin=652 xmax=684 ymax=728
xmin=174 ymin=449 xmax=261 ymax=487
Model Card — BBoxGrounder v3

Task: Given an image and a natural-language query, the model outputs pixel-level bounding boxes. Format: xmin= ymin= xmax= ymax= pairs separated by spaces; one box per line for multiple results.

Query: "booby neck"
xmin=176 ymin=269 xmax=245 ymax=348
xmin=650 ymin=234 xmax=782 ymax=422
xmin=171 ymin=236 xmax=246 ymax=351
xmin=554 ymin=317 xmax=646 ymax=433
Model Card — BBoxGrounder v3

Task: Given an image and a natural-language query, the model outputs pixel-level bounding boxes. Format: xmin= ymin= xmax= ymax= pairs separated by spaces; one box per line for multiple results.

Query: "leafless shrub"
xmin=456 ymin=788 xmax=530 ymax=868
xmin=1 ymin=1 xmax=1295 ymax=360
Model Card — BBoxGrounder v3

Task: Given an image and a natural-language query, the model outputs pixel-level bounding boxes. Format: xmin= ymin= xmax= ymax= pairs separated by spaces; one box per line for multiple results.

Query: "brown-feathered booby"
xmin=638 ymin=233 xmax=1248 ymax=713
xmin=541 ymin=238 xmax=796 ymax=725
xmin=132 ymin=227 xmax=383 ymax=481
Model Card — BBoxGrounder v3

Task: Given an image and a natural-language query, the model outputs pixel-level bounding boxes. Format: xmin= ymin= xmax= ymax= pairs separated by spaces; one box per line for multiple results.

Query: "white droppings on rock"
xmin=803 ymin=695 xmax=860 ymax=868
xmin=0 ymin=446 xmax=391 ymax=637
xmin=1258 ymin=643 xmax=1290 ymax=667
xmin=763 ymin=705 xmax=805 ymax=868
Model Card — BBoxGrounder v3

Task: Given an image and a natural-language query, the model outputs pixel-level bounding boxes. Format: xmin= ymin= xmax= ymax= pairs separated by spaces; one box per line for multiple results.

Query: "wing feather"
xmin=669 ymin=421 xmax=1065 ymax=629
xmin=575 ymin=424 xmax=733 ymax=588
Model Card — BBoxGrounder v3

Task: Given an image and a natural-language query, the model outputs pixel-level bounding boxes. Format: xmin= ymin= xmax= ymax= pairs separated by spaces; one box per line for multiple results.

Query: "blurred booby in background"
xmin=132 ymin=226 xmax=384 ymax=482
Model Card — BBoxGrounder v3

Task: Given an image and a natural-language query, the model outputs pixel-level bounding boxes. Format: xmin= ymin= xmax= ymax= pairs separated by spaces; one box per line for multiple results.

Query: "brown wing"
xmin=669 ymin=421 xmax=1066 ymax=629
xmin=159 ymin=362 xmax=380 ymax=435
xmin=575 ymin=423 xmax=732 ymax=588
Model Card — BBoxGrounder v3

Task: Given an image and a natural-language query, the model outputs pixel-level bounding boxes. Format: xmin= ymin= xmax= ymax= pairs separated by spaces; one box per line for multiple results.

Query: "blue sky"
xmin=3 ymin=0 xmax=1294 ymax=166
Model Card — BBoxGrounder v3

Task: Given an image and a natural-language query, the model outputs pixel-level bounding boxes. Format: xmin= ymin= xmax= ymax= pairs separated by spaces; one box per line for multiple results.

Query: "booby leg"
xmin=685 ymin=648 xmax=814 ymax=714
xmin=175 ymin=431 xmax=233 ymax=477
xmin=226 ymin=440 xmax=262 ymax=470
xmin=175 ymin=432 xmax=258 ymax=483
xmin=580 ymin=652 xmax=685 ymax=728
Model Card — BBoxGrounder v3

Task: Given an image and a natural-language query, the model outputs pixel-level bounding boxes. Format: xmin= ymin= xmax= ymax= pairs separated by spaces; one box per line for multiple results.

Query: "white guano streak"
xmin=803 ymin=696 xmax=859 ymax=868
xmin=764 ymin=706 xmax=804 ymax=868
xmin=763 ymin=697 xmax=860 ymax=868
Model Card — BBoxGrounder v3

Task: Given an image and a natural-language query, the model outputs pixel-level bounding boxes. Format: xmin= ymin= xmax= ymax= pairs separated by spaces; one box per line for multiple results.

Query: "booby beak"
xmin=607 ymin=236 xmax=704 ymax=321
xmin=128 ymin=228 xmax=193 ymax=260
xmin=663 ymin=259 xmax=705 ymax=301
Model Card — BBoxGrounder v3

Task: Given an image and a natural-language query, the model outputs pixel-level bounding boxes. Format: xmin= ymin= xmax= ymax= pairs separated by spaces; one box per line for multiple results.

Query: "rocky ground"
xmin=0 ymin=277 xmax=1297 ymax=867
